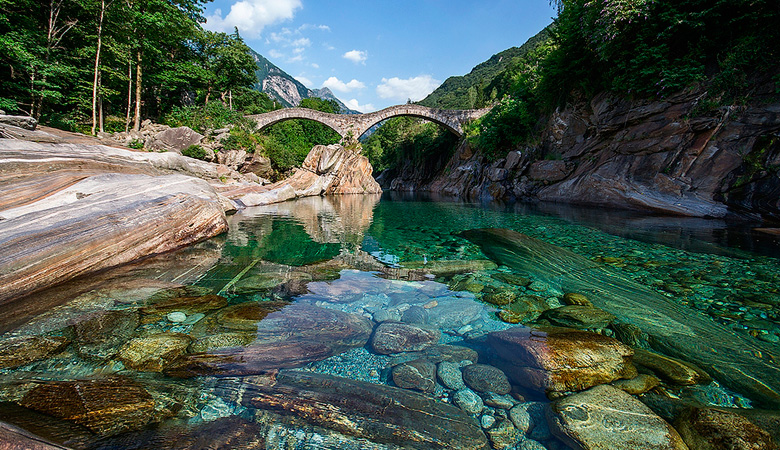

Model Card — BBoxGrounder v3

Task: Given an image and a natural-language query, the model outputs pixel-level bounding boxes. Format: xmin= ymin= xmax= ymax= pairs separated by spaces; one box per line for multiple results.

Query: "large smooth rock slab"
xmin=240 ymin=371 xmax=490 ymax=450
xmin=462 ymin=228 xmax=780 ymax=407
xmin=20 ymin=377 xmax=155 ymax=435
xmin=548 ymin=385 xmax=688 ymax=450
xmin=0 ymin=171 xmax=228 ymax=304
xmin=167 ymin=304 xmax=373 ymax=377
xmin=488 ymin=326 xmax=636 ymax=395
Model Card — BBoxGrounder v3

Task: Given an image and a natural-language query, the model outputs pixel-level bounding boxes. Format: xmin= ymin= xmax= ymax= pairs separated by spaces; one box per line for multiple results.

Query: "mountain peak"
xmin=249 ymin=49 xmax=360 ymax=114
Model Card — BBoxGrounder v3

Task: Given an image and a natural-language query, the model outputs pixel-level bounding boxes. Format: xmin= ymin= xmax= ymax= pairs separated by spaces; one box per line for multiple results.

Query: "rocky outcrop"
xmin=0 ymin=138 xmax=251 ymax=304
xmin=146 ymin=126 xmax=204 ymax=153
xmin=379 ymin=87 xmax=780 ymax=220
xmin=237 ymin=144 xmax=382 ymax=207
xmin=0 ymin=114 xmax=37 ymax=130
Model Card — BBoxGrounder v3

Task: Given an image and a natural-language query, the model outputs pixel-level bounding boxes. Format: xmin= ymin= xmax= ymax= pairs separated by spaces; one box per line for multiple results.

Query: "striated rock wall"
xmin=0 ymin=138 xmax=236 ymax=304
xmin=379 ymin=87 xmax=780 ymax=220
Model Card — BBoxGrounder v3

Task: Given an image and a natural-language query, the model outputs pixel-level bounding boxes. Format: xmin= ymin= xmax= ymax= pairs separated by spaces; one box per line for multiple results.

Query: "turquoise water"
xmin=0 ymin=194 xmax=778 ymax=449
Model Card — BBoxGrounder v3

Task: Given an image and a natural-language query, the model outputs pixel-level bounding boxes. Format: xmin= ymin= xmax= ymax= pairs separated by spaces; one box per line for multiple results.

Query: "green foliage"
xmin=259 ymin=97 xmax=341 ymax=173
xmin=182 ymin=144 xmax=209 ymax=160
xmin=128 ymin=138 xmax=144 ymax=149
xmin=164 ymin=101 xmax=260 ymax=133
xmin=0 ymin=0 xmax=264 ymax=132
xmin=466 ymin=97 xmax=537 ymax=162
xmin=223 ymin=127 xmax=259 ymax=153
xmin=363 ymin=117 xmax=458 ymax=172
xmin=419 ymin=27 xmax=551 ymax=109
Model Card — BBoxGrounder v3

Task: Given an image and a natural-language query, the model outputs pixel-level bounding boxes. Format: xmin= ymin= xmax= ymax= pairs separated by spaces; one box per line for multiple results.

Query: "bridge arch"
xmin=247 ymin=105 xmax=490 ymax=141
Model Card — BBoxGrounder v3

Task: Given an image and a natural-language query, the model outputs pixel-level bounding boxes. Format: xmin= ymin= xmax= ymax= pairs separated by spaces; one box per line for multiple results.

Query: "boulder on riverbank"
xmin=237 ymin=144 xmax=382 ymax=207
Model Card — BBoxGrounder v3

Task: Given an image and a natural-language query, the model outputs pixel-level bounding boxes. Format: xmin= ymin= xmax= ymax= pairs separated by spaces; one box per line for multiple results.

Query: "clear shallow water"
xmin=0 ymin=194 xmax=779 ymax=449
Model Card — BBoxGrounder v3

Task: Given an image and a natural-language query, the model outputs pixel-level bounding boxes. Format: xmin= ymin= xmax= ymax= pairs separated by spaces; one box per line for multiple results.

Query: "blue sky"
xmin=204 ymin=1 xmax=556 ymax=112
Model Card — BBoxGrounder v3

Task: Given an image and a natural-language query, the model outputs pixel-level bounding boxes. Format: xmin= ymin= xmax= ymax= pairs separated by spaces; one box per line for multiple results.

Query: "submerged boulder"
xmin=674 ymin=407 xmax=775 ymax=450
xmin=241 ymin=371 xmax=490 ymax=449
xmin=167 ymin=305 xmax=373 ymax=377
xmin=20 ymin=376 xmax=155 ymax=435
xmin=0 ymin=335 xmax=70 ymax=369
xmin=548 ymin=385 xmax=689 ymax=450
xmin=370 ymin=322 xmax=441 ymax=355
xmin=488 ymin=326 xmax=636 ymax=395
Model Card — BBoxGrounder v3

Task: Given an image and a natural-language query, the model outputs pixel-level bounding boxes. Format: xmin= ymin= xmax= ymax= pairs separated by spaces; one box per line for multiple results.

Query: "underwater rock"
xmin=392 ymin=358 xmax=437 ymax=393
xmin=485 ymin=419 xmax=519 ymax=450
xmin=461 ymin=228 xmax=780 ymax=408
xmin=425 ymin=298 xmax=485 ymax=328
xmin=633 ymin=349 xmax=711 ymax=386
xmin=118 ymin=333 xmax=191 ymax=372
xmin=370 ymin=322 xmax=440 ymax=355
xmin=483 ymin=290 xmax=517 ymax=306
xmin=233 ymin=272 xmax=312 ymax=294
xmin=453 ymin=388 xmax=484 ymax=414
xmin=69 ymin=309 xmax=139 ymax=361
xmin=611 ymin=373 xmax=660 ymax=395
xmin=0 ymin=335 xmax=70 ymax=369
xmin=20 ymin=376 xmax=155 ymax=435
xmin=489 ymin=326 xmax=636 ymax=395
xmin=216 ymin=301 xmax=289 ymax=331
xmin=674 ymin=407 xmax=775 ymax=450
xmin=462 ymin=364 xmax=511 ymax=395
xmin=399 ymin=259 xmax=498 ymax=277
xmin=491 ymin=273 xmax=531 ymax=287
xmin=167 ymin=305 xmax=372 ymax=377
xmin=483 ymin=393 xmax=515 ymax=409
xmin=501 ymin=295 xmax=548 ymax=324
xmin=83 ymin=415 xmax=266 ymax=450
xmin=561 ymin=292 xmax=593 ymax=307
xmin=241 ymin=371 xmax=490 ymax=450
xmin=548 ymin=385 xmax=688 ymax=450
xmin=437 ymin=361 xmax=467 ymax=390
xmin=188 ymin=332 xmax=255 ymax=353
xmin=140 ymin=294 xmax=226 ymax=322
xmin=542 ymin=305 xmax=616 ymax=330
xmin=508 ymin=404 xmax=531 ymax=433
xmin=0 ymin=420 xmax=70 ymax=450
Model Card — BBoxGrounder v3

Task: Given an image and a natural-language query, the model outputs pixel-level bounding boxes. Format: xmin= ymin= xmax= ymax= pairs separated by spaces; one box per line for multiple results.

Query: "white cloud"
xmin=322 ymin=76 xmax=365 ymax=93
xmin=293 ymin=47 xmax=305 ymax=54
xmin=205 ymin=0 xmax=302 ymax=38
xmin=298 ymin=24 xmax=330 ymax=32
xmin=292 ymin=37 xmax=311 ymax=47
xmin=376 ymin=75 xmax=441 ymax=102
xmin=343 ymin=50 xmax=367 ymax=64
xmin=344 ymin=98 xmax=376 ymax=113
xmin=311 ymin=63 xmax=320 ymax=69
xmin=268 ymin=49 xmax=283 ymax=59
xmin=295 ymin=75 xmax=313 ymax=86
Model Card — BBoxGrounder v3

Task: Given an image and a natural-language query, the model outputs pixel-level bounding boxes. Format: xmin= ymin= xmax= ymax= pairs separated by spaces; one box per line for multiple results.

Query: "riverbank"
xmin=379 ymin=87 xmax=780 ymax=222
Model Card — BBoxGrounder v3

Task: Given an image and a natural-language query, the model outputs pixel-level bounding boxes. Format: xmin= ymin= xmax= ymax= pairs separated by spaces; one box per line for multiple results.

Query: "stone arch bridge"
xmin=247 ymin=104 xmax=490 ymax=141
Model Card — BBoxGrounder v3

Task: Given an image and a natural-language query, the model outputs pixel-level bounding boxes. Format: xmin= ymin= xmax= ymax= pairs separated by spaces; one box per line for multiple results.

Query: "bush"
xmin=467 ymin=97 xmax=537 ymax=161
xmin=182 ymin=144 xmax=209 ymax=160
xmin=128 ymin=139 xmax=144 ymax=149
xmin=164 ymin=102 xmax=253 ymax=133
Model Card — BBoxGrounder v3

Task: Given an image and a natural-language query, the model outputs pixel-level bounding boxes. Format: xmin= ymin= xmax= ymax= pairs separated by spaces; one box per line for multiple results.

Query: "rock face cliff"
xmin=379 ymin=87 xmax=780 ymax=220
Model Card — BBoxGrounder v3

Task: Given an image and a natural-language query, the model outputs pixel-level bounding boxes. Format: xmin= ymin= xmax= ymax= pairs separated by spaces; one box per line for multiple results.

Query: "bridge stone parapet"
xmin=247 ymin=104 xmax=490 ymax=141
